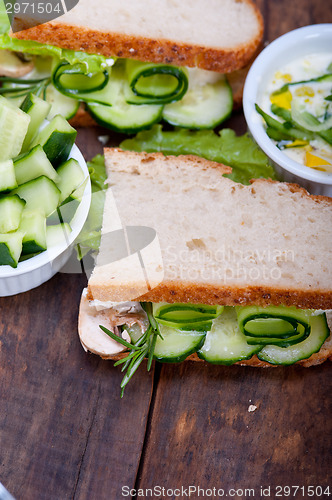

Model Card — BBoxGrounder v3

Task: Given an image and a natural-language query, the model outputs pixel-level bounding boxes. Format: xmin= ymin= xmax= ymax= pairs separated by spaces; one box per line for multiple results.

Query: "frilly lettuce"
xmin=120 ymin=125 xmax=277 ymax=185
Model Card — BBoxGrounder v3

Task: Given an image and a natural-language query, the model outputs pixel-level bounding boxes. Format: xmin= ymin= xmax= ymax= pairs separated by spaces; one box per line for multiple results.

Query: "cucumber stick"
xmin=0 ymin=160 xmax=17 ymax=192
xmin=56 ymin=158 xmax=86 ymax=203
xmin=0 ymin=195 xmax=25 ymax=233
xmin=14 ymin=145 xmax=59 ymax=185
xmin=20 ymin=93 xmax=51 ymax=152
xmin=0 ymin=95 xmax=30 ymax=160
xmin=0 ymin=231 xmax=24 ymax=268
xmin=13 ymin=176 xmax=61 ymax=217
xmin=32 ymin=115 xmax=77 ymax=166
xmin=20 ymin=210 xmax=47 ymax=255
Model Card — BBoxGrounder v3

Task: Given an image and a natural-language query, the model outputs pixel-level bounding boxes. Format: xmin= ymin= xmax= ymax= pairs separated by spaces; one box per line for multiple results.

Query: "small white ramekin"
xmin=0 ymin=145 xmax=91 ymax=296
xmin=243 ymin=24 xmax=332 ymax=196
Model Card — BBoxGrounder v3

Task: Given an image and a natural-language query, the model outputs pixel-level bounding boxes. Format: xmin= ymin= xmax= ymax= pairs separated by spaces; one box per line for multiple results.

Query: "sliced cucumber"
xmin=0 ymin=160 xmax=17 ymax=192
xmin=153 ymin=324 xmax=206 ymax=363
xmin=162 ymin=77 xmax=233 ymax=129
xmin=0 ymin=195 xmax=25 ymax=233
xmin=55 ymin=158 xmax=86 ymax=203
xmin=32 ymin=115 xmax=77 ymax=167
xmin=86 ymin=63 xmax=163 ymax=133
xmin=45 ymin=84 xmax=80 ymax=121
xmin=0 ymin=231 xmax=24 ymax=268
xmin=14 ymin=144 xmax=59 ymax=185
xmin=46 ymin=223 xmax=71 ymax=247
xmin=126 ymin=322 xmax=205 ymax=363
xmin=47 ymin=178 xmax=88 ymax=225
xmin=0 ymin=95 xmax=30 ymax=160
xmin=20 ymin=210 xmax=47 ymax=255
xmin=20 ymin=92 xmax=51 ymax=151
xmin=13 ymin=176 xmax=61 ymax=217
xmin=87 ymin=100 xmax=163 ymax=134
xmin=197 ymin=307 xmax=262 ymax=364
xmin=258 ymin=313 xmax=329 ymax=365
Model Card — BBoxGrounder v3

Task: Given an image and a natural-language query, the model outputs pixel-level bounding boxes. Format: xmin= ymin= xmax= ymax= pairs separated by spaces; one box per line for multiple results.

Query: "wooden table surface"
xmin=1 ymin=2 xmax=332 ymax=499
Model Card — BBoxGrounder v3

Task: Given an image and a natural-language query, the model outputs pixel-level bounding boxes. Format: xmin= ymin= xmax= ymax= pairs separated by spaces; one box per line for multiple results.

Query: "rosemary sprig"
xmin=99 ymin=302 xmax=163 ymax=397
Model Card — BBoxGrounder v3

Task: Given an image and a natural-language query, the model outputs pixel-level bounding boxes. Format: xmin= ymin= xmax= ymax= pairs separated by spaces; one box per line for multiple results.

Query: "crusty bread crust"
xmin=12 ymin=0 xmax=263 ymax=73
xmin=96 ymin=345 xmax=332 ymax=367
xmin=86 ymin=283 xmax=332 ymax=313
xmin=78 ymin=292 xmax=332 ymax=367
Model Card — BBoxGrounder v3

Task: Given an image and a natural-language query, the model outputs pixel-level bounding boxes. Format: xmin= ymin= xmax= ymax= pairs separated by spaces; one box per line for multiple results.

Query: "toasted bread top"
xmin=12 ymin=0 xmax=263 ymax=73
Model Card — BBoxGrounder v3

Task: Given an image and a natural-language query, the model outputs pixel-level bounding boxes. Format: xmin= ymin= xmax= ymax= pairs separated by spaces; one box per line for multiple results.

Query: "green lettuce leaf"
xmin=0 ymin=0 xmax=10 ymax=33
xmin=75 ymin=154 xmax=107 ymax=259
xmin=0 ymin=0 xmax=109 ymax=74
xmin=120 ymin=125 xmax=277 ymax=185
xmin=0 ymin=33 xmax=109 ymax=73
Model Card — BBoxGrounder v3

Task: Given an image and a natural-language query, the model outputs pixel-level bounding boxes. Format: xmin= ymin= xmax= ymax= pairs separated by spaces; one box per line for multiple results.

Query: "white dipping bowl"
xmin=243 ymin=24 xmax=332 ymax=196
xmin=0 ymin=145 xmax=91 ymax=296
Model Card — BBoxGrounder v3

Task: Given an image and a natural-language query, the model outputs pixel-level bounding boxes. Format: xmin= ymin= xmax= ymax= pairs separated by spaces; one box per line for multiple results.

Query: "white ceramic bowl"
xmin=243 ymin=24 xmax=332 ymax=196
xmin=0 ymin=145 xmax=91 ymax=296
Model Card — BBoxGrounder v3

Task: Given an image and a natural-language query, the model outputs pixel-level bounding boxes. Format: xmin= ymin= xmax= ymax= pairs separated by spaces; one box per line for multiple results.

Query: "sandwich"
xmin=78 ymin=149 xmax=332 ymax=394
xmin=0 ymin=0 xmax=263 ymax=132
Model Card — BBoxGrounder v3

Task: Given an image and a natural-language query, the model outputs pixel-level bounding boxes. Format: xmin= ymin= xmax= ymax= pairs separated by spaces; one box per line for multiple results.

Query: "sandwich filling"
xmin=81 ymin=291 xmax=330 ymax=395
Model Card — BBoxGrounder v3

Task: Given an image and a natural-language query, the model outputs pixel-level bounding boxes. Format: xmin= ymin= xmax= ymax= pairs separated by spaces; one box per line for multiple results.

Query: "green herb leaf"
xmin=99 ymin=325 xmax=140 ymax=351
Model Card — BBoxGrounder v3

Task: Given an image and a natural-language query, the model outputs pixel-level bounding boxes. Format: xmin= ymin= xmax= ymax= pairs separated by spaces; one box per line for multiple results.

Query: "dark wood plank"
xmin=265 ymin=0 xmax=332 ymax=41
xmin=0 ymin=274 xmax=153 ymax=500
xmin=136 ymin=362 xmax=332 ymax=494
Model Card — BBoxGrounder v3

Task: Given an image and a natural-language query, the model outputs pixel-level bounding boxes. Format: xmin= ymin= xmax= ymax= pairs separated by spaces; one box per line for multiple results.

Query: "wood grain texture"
xmin=0 ymin=1 xmax=331 ymax=499
xmin=135 ymin=362 xmax=332 ymax=493
xmin=0 ymin=273 xmax=154 ymax=500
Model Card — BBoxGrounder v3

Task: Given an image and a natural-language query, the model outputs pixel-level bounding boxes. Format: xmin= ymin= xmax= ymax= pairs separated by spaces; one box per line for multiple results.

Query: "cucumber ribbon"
xmin=236 ymin=306 xmax=312 ymax=347
xmin=52 ymin=62 xmax=110 ymax=104
xmin=153 ymin=303 xmax=224 ymax=331
xmin=124 ymin=60 xmax=189 ymax=104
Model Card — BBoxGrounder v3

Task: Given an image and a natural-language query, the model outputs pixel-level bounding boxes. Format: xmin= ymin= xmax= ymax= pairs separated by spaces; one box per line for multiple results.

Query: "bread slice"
xmin=87 ymin=149 xmax=332 ymax=310
xmin=12 ymin=0 xmax=263 ymax=73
